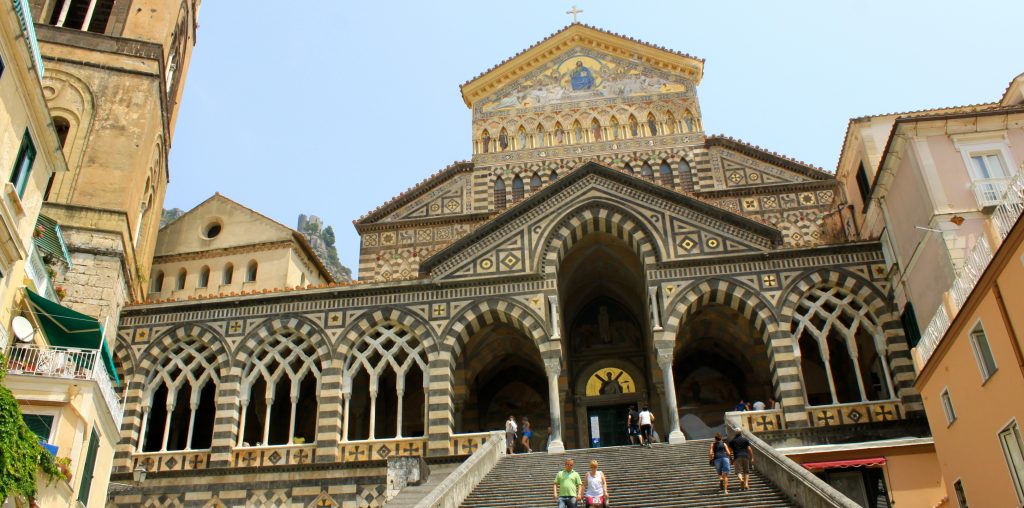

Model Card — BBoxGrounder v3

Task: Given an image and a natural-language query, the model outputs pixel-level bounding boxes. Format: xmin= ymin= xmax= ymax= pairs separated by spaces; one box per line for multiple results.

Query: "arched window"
xmin=610 ymin=117 xmax=621 ymax=140
xmin=342 ymin=323 xmax=428 ymax=440
xmin=245 ymin=261 xmax=258 ymax=283
xmin=175 ymin=268 xmax=187 ymax=290
xmin=640 ymin=162 xmax=654 ymax=181
xmin=591 ymin=119 xmax=602 ymax=141
xmin=535 ymin=124 xmax=545 ymax=148
xmin=151 ymin=271 xmax=164 ymax=293
xmin=554 ymin=122 xmax=565 ymax=145
xmin=628 ymin=115 xmax=639 ymax=138
xmin=572 ymin=121 xmax=584 ymax=144
xmin=53 ymin=117 xmax=70 ymax=148
xmin=140 ymin=338 xmax=219 ymax=452
xmin=498 ymin=128 xmax=510 ymax=151
xmin=222 ymin=263 xmax=234 ymax=285
xmin=549 ymin=170 xmax=558 ymax=182
xmin=679 ymin=159 xmax=692 ymax=175
xmin=793 ymin=287 xmax=894 ymax=406
xmin=198 ymin=266 xmax=210 ymax=289
xmin=683 ymin=113 xmax=696 ymax=132
xmin=646 ymin=113 xmax=658 ymax=136
xmin=512 ymin=176 xmax=525 ymax=202
xmin=659 ymin=161 xmax=673 ymax=186
xmin=530 ymin=173 xmax=542 ymax=191
xmin=517 ymin=126 xmax=528 ymax=150
xmin=480 ymin=130 xmax=491 ymax=154
xmin=494 ymin=177 xmax=507 ymax=211
xmin=239 ymin=330 xmax=321 ymax=446
xmin=665 ymin=112 xmax=677 ymax=134
xmin=623 ymin=163 xmax=634 ymax=175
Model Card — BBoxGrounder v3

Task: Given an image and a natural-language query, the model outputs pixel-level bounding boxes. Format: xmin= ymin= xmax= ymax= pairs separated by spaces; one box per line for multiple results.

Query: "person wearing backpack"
xmin=709 ymin=432 xmax=734 ymax=494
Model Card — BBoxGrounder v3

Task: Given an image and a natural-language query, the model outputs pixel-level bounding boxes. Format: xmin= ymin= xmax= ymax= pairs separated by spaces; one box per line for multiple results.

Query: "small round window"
xmin=203 ymin=222 xmax=222 ymax=239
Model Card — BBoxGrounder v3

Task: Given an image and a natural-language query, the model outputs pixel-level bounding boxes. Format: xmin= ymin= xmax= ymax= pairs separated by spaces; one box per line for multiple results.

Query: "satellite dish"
xmin=12 ymin=316 xmax=34 ymax=343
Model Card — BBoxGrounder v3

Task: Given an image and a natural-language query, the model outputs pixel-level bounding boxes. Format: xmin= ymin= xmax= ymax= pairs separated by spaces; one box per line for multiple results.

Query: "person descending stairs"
xmin=460 ymin=440 xmax=795 ymax=508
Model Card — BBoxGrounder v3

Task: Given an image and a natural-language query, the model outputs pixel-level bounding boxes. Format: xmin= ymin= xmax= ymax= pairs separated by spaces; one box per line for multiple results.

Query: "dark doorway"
xmin=586 ymin=404 xmax=632 ymax=448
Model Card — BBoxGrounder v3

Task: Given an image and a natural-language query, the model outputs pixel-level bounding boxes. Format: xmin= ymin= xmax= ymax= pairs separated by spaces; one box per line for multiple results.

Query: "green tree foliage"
xmin=0 ymin=354 xmax=64 ymax=503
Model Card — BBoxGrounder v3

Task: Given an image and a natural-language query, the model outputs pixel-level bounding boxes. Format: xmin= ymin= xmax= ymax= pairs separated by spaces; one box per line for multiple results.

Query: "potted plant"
xmin=54 ymin=286 xmax=67 ymax=301
xmin=54 ymin=456 xmax=72 ymax=483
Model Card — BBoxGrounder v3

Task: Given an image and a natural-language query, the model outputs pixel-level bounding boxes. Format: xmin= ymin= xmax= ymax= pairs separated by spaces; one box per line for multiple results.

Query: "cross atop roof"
xmin=566 ymin=5 xmax=583 ymax=23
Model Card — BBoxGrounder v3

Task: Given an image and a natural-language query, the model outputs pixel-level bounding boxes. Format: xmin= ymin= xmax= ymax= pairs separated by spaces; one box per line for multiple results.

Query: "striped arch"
xmin=440 ymin=297 xmax=553 ymax=363
xmin=115 ymin=323 xmax=228 ymax=471
xmin=337 ymin=306 xmax=439 ymax=358
xmin=112 ymin=334 xmax=137 ymax=390
xmin=660 ymin=278 xmax=799 ymax=416
xmin=539 ymin=201 xmax=661 ymax=277
xmin=234 ymin=314 xmax=333 ymax=364
xmin=779 ymin=268 xmax=920 ymax=414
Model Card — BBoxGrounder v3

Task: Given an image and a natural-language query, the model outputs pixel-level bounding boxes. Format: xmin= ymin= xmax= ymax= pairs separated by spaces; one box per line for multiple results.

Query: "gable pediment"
xmin=156 ymin=194 xmax=294 ymax=256
xmin=702 ymin=137 xmax=833 ymax=191
xmin=461 ymin=24 xmax=704 ymax=109
xmin=422 ymin=163 xmax=782 ymax=281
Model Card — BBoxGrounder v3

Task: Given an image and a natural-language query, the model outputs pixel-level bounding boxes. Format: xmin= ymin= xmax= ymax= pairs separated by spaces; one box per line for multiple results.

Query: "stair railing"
xmin=730 ymin=426 xmax=862 ymax=508
xmin=413 ymin=431 xmax=505 ymax=508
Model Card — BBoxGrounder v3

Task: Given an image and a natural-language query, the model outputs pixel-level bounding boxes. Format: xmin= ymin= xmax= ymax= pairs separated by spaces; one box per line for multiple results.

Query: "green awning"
xmin=25 ymin=289 xmax=119 ymax=385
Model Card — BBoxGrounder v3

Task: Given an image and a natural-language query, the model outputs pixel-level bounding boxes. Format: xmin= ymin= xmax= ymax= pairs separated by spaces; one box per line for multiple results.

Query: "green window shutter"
xmin=22 ymin=413 xmax=54 ymax=441
xmin=77 ymin=429 xmax=100 ymax=506
xmin=9 ymin=130 xmax=36 ymax=198
xmin=901 ymin=303 xmax=922 ymax=348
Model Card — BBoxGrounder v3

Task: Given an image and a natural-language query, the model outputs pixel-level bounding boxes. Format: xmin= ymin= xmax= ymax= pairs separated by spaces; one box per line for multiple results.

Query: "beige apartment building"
xmin=1 ymin=1 xmax=122 ymax=507
xmin=147 ymin=193 xmax=334 ymax=301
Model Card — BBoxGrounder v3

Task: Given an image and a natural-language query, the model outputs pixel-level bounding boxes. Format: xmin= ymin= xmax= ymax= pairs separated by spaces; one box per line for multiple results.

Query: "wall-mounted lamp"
xmin=132 ymin=464 xmax=148 ymax=486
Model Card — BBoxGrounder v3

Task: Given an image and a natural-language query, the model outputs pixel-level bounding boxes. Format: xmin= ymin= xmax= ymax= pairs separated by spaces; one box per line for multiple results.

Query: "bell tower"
xmin=28 ymin=0 xmax=201 ymax=333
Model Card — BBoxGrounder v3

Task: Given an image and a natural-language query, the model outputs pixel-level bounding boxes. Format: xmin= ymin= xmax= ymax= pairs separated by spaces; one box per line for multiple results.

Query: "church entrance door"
xmin=586 ymin=403 xmax=633 ymax=448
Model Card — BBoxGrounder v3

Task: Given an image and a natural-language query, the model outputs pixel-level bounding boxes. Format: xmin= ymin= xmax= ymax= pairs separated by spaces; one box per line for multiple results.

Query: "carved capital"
xmin=656 ymin=348 xmax=674 ymax=368
xmin=543 ymin=357 xmax=562 ymax=376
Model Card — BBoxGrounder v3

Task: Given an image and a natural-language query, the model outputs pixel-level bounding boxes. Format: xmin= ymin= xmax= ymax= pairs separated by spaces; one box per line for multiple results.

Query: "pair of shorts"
xmin=640 ymin=424 xmax=652 ymax=436
xmin=585 ymin=495 xmax=604 ymax=505
xmin=714 ymin=457 xmax=731 ymax=474
xmin=627 ymin=425 xmax=639 ymax=436
xmin=733 ymin=456 xmax=751 ymax=474
xmin=523 ymin=431 xmax=533 ymax=438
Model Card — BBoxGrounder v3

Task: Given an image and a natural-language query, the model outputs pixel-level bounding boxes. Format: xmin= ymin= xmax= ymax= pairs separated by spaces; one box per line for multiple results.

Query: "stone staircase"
xmin=460 ymin=441 xmax=796 ymax=507
xmin=386 ymin=462 xmax=462 ymax=507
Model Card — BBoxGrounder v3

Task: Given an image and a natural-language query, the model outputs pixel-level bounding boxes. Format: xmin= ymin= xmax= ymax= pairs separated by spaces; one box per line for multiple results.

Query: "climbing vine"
xmin=0 ymin=353 xmax=65 ymax=503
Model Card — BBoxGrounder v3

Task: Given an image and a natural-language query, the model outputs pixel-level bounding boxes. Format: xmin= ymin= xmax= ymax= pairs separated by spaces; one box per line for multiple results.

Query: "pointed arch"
xmin=659 ymin=160 xmax=673 ymax=186
xmin=535 ymin=123 xmax=545 ymax=148
xmin=517 ymin=125 xmax=528 ymax=150
xmin=627 ymin=115 xmax=639 ymax=138
xmin=572 ymin=120 xmax=584 ymax=144
xmin=554 ymin=122 xmax=565 ymax=145
xmin=530 ymin=172 xmax=542 ymax=191
xmin=498 ymin=128 xmax=510 ymax=151
xmin=590 ymin=118 xmax=602 ymax=141
xmin=623 ymin=163 xmax=634 ymax=174
xmin=494 ymin=176 xmax=507 ymax=211
xmin=439 ymin=298 xmax=552 ymax=363
xmin=538 ymin=201 xmax=662 ymax=276
xmin=665 ymin=111 xmax=677 ymax=134
xmin=640 ymin=162 xmax=654 ymax=181
xmin=336 ymin=306 xmax=439 ymax=357
xmin=549 ymin=170 xmax=558 ymax=182
xmin=511 ymin=175 xmax=525 ymax=202
xmin=480 ymin=129 xmax=491 ymax=154
xmin=646 ymin=113 xmax=658 ymax=136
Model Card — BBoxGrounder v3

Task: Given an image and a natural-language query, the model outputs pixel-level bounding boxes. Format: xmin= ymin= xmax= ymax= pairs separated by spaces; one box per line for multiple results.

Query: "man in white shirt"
xmin=752 ymin=400 xmax=766 ymax=411
xmin=638 ymin=406 xmax=655 ymax=448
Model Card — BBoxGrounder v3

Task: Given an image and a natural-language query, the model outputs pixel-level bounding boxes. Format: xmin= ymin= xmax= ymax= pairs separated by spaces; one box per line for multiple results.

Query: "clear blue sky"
xmin=166 ymin=1 xmax=1022 ymax=273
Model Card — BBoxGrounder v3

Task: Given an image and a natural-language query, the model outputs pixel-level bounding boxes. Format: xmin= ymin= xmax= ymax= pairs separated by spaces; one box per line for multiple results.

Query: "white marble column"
xmin=657 ymin=350 xmax=686 ymax=444
xmin=544 ymin=358 xmax=565 ymax=453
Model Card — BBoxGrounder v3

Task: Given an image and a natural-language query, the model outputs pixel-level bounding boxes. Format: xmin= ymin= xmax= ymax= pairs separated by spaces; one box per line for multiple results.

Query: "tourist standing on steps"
xmin=728 ymin=430 xmax=755 ymax=491
xmin=638 ymin=406 xmax=655 ymax=447
xmin=752 ymin=399 xmax=766 ymax=411
xmin=710 ymin=432 xmax=734 ymax=494
xmin=584 ymin=460 xmax=609 ymax=507
xmin=627 ymin=405 xmax=640 ymax=446
xmin=553 ymin=458 xmax=583 ymax=508
xmin=521 ymin=417 xmax=534 ymax=453
xmin=506 ymin=415 xmax=518 ymax=454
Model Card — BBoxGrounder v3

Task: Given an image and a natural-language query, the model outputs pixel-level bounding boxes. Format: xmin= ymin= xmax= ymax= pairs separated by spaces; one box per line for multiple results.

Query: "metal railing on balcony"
xmin=972 ymin=177 xmax=1013 ymax=208
xmin=25 ymin=246 xmax=58 ymax=302
xmin=5 ymin=344 xmax=123 ymax=429
xmin=918 ymin=168 xmax=1024 ymax=369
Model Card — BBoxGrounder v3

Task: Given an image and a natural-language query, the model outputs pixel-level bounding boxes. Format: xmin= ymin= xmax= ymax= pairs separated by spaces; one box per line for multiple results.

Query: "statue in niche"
xmin=648 ymin=118 xmax=658 ymax=136
xmin=684 ymin=116 xmax=695 ymax=132
xmin=599 ymin=371 xmax=623 ymax=395
xmin=629 ymin=118 xmax=639 ymax=137
xmin=570 ymin=60 xmax=595 ymax=90
xmin=518 ymin=131 xmax=527 ymax=150
xmin=482 ymin=132 xmax=491 ymax=153
xmin=536 ymin=128 xmax=545 ymax=147
xmin=574 ymin=125 xmax=583 ymax=143
xmin=498 ymin=131 xmax=509 ymax=151
xmin=598 ymin=306 xmax=611 ymax=344
xmin=555 ymin=127 xmax=564 ymax=145
xmin=592 ymin=123 xmax=602 ymax=141
xmin=611 ymin=118 xmax=620 ymax=140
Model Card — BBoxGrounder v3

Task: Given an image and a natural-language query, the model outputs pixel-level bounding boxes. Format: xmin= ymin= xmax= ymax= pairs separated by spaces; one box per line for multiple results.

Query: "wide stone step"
xmin=460 ymin=442 xmax=794 ymax=508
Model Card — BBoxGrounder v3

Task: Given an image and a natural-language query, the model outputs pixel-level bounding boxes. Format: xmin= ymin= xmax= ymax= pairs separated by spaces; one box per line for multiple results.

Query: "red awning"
xmin=801 ymin=457 xmax=886 ymax=472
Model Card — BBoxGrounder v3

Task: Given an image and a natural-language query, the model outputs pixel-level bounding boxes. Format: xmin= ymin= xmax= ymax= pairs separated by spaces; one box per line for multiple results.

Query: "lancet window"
xmin=530 ymin=173 xmax=542 ymax=191
xmin=238 ymin=330 xmax=321 ymax=446
xmin=198 ymin=266 xmax=210 ymax=288
xmin=628 ymin=115 xmax=639 ymax=138
xmin=139 ymin=338 xmax=219 ymax=452
xmin=494 ymin=177 xmax=506 ymax=211
xmin=222 ymin=263 xmax=233 ymax=285
xmin=640 ymin=162 xmax=654 ymax=181
xmin=245 ymin=260 xmax=258 ymax=282
xmin=591 ymin=119 xmax=602 ymax=141
xmin=517 ymin=126 xmax=528 ymax=150
xmin=512 ymin=176 xmax=525 ymax=202
xmin=659 ymin=161 xmax=673 ymax=186
xmin=646 ymin=113 xmax=658 ymax=136
xmin=342 ymin=323 xmax=428 ymax=440
xmin=175 ymin=269 xmax=187 ymax=290
xmin=666 ymin=112 xmax=677 ymax=134
xmin=610 ymin=117 xmax=621 ymax=140
xmin=793 ymin=287 xmax=895 ymax=406
xmin=151 ymin=271 xmax=164 ymax=293
xmin=573 ymin=121 xmax=584 ymax=143
xmin=535 ymin=124 xmax=545 ymax=148
xmin=498 ymin=128 xmax=509 ymax=151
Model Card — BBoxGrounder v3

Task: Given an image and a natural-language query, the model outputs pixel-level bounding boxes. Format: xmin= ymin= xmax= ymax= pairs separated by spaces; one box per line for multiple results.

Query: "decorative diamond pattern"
xmin=267 ymin=450 xmax=282 ymax=465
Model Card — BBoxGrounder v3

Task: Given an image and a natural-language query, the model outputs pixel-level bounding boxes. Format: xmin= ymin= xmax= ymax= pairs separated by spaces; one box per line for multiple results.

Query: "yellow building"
xmin=0 ymin=2 xmax=122 ymax=507
xmin=148 ymin=193 xmax=335 ymax=301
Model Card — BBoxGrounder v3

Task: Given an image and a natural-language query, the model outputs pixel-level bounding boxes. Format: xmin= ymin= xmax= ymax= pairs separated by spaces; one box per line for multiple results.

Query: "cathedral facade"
xmin=112 ymin=24 xmax=921 ymax=506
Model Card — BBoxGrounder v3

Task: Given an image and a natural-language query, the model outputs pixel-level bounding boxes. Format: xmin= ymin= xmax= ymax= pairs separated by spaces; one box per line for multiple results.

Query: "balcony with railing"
xmin=918 ymin=168 xmax=1024 ymax=369
xmin=971 ymin=177 xmax=1013 ymax=209
xmin=4 ymin=343 xmax=123 ymax=429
